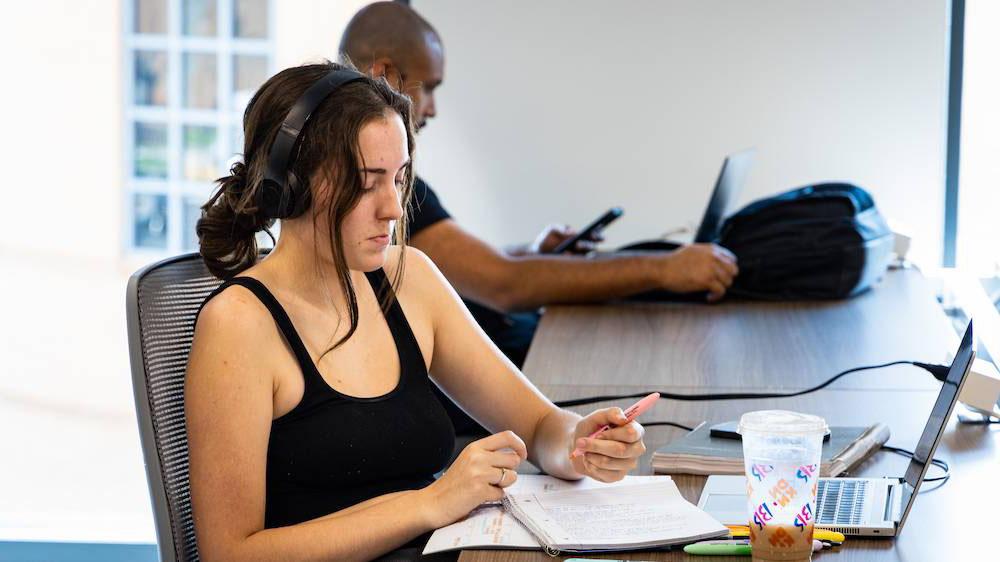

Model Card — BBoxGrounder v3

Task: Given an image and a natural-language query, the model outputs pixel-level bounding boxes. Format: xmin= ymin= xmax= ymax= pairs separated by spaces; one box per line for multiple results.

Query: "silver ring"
xmin=495 ymin=467 xmax=507 ymax=486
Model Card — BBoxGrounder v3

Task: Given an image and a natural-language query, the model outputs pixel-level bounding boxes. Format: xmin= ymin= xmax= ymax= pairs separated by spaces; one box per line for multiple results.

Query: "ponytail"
xmin=196 ymin=161 xmax=273 ymax=279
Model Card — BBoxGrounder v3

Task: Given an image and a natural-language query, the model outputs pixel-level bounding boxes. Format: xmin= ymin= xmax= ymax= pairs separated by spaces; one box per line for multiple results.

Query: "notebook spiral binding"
xmin=500 ymin=494 xmax=562 ymax=557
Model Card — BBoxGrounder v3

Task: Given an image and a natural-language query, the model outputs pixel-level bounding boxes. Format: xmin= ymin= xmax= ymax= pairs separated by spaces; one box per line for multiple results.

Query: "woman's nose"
xmin=379 ymin=181 xmax=404 ymax=221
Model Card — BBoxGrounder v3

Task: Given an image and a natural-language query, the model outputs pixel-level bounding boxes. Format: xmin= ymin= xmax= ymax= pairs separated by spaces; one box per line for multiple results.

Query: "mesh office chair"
xmin=126 ymin=252 xmax=223 ymax=562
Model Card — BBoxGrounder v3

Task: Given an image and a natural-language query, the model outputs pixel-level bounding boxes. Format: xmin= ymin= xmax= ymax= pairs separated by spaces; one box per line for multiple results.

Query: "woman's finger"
xmin=486 ymin=449 xmax=524 ymax=470
xmin=576 ymin=436 xmax=631 ymax=459
xmin=582 ymin=456 xmax=627 ymax=483
xmin=595 ymin=421 xmax=644 ymax=444
xmin=584 ymin=452 xmax=639 ymax=472
xmin=476 ymin=431 xmax=528 ymax=460
xmin=496 ymin=468 xmax=519 ymax=488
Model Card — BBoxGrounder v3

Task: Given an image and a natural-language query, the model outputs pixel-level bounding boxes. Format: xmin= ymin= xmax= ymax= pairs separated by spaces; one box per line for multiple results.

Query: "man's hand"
xmin=530 ymin=223 xmax=604 ymax=255
xmin=660 ymin=243 xmax=739 ymax=302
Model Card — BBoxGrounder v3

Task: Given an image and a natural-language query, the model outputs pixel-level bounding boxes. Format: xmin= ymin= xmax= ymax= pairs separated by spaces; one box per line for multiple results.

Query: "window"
xmin=124 ymin=0 xmax=273 ymax=253
xmin=956 ymin=1 xmax=1000 ymax=277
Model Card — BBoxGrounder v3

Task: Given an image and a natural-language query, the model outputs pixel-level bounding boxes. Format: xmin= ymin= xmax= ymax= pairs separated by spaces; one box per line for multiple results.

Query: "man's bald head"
xmin=339 ymin=1 xmax=441 ymax=73
xmin=339 ymin=1 xmax=445 ymax=130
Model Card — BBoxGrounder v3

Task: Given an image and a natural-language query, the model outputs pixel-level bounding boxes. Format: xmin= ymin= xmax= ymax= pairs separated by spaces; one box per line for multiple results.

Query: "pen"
xmin=571 ymin=392 xmax=660 ymax=458
xmin=684 ymin=540 xmax=752 ymax=556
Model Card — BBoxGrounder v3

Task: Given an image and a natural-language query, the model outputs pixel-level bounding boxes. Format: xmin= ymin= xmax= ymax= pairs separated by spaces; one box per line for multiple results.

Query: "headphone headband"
xmin=259 ymin=68 xmax=368 ymax=219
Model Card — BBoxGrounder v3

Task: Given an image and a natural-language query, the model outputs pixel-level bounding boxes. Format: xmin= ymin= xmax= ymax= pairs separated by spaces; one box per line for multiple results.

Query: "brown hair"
xmin=197 ymin=60 xmax=416 ymax=351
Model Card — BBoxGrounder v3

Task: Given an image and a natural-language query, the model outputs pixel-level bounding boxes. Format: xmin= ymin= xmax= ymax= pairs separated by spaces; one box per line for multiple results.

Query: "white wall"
xmin=414 ymin=0 xmax=949 ymax=267
xmin=274 ymin=0 xmax=372 ymax=69
xmin=0 ymin=0 xmax=123 ymax=261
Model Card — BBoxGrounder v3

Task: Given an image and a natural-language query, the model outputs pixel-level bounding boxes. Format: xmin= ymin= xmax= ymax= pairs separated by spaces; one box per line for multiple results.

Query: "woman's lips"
xmin=369 ymin=234 xmax=390 ymax=246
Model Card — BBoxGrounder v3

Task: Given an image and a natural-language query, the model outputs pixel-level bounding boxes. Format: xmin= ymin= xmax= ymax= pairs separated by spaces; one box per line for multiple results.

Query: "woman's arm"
xmin=186 ymin=289 xmax=447 ymax=562
xmin=396 ymin=249 xmax=646 ymax=482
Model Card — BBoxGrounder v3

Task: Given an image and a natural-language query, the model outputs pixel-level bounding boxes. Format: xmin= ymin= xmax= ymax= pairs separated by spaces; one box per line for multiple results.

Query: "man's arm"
xmin=409 ymin=218 xmax=738 ymax=312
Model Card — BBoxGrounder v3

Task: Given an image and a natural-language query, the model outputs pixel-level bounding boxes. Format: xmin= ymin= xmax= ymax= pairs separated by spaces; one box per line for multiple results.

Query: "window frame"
xmin=122 ymin=0 xmax=274 ymax=256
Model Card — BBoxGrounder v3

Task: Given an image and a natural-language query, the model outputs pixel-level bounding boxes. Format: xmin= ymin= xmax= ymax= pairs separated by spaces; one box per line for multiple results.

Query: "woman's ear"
xmin=370 ymin=57 xmax=404 ymax=90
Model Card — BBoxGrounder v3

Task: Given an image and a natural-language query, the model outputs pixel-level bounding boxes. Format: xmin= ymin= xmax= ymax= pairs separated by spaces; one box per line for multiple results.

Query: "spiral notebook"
xmin=499 ymin=478 xmax=727 ymax=554
xmin=423 ymin=475 xmax=727 ymax=555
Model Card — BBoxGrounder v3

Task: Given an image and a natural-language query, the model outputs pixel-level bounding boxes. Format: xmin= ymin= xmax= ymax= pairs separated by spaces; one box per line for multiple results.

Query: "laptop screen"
xmin=693 ymin=148 xmax=755 ymax=243
xmin=896 ymin=321 xmax=975 ymax=532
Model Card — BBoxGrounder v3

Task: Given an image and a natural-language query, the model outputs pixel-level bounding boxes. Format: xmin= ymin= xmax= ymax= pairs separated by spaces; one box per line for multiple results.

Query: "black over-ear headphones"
xmin=257 ymin=68 xmax=368 ymax=220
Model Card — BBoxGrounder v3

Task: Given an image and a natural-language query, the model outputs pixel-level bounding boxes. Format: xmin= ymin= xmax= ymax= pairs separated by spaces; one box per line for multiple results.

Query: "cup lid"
xmin=738 ymin=410 xmax=829 ymax=435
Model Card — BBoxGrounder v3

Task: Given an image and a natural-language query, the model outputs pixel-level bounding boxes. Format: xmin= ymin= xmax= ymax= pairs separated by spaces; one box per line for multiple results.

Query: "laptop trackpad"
xmin=698 ymin=475 xmax=750 ymax=526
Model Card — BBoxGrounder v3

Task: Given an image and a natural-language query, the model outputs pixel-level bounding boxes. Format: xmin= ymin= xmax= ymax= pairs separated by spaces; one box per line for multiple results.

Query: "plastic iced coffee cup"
xmin=739 ymin=410 xmax=828 ymax=562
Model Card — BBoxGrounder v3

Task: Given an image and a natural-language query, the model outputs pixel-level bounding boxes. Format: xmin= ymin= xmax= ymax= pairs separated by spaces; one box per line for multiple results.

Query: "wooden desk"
xmin=459 ymin=270 xmax=1000 ymax=561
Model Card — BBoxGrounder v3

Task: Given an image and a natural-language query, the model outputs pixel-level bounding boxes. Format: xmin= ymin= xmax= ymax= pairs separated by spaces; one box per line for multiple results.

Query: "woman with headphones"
xmin=186 ymin=61 xmax=647 ymax=561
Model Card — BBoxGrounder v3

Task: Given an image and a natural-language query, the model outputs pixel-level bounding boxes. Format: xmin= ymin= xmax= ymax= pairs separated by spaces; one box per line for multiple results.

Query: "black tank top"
xmin=200 ymin=270 xmax=456 ymax=529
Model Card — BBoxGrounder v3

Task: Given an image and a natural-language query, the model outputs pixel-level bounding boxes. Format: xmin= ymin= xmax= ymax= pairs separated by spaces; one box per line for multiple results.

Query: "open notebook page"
xmin=505 ymin=479 xmax=727 ymax=551
xmin=422 ymin=475 xmax=673 ymax=555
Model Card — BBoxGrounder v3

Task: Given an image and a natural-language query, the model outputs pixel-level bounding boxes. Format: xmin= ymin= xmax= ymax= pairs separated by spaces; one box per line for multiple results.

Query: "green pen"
xmin=684 ymin=540 xmax=752 ymax=556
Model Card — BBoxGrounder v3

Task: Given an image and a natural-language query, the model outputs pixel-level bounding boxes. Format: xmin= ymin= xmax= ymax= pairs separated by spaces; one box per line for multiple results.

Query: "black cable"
xmin=553 ymin=360 xmax=948 ymax=408
xmin=642 ymin=421 xmax=695 ymax=431
xmin=880 ymin=445 xmax=950 ymax=484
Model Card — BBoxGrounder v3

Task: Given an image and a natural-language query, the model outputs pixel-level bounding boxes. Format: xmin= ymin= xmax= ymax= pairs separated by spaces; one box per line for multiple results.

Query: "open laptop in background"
xmin=693 ymin=148 xmax=756 ymax=243
xmin=697 ymin=320 xmax=975 ymax=537
xmin=619 ymin=148 xmax=755 ymax=251
xmin=619 ymin=148 xmax=754 ymax=302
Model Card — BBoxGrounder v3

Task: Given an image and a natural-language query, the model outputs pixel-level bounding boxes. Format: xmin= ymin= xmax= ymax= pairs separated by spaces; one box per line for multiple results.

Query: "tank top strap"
xmin=363 ymin=269 xmax=429 ymax=377
xmin=217 ymin=276 xmax=325 ymax=391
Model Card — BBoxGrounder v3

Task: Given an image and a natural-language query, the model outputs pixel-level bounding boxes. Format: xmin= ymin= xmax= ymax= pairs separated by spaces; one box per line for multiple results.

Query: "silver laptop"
xmin=697 ymin=321 xmax=975 ymax=537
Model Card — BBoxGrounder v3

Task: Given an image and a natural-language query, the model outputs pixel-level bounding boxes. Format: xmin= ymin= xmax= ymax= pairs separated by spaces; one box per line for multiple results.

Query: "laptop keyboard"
xmin=816 ymin=479 xmax=869 ymax=526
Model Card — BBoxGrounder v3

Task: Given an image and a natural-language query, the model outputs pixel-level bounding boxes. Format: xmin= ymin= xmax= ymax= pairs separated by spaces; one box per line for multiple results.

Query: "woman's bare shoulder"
xmin=382 ymin=245 xmax=450 ymax=298
xmin=189 ymin=282 xmax=281 ymax=379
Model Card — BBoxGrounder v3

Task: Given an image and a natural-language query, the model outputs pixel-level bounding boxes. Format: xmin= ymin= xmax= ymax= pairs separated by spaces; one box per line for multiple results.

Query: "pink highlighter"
xmin=570 ymin=392 xmax=660 ymax=458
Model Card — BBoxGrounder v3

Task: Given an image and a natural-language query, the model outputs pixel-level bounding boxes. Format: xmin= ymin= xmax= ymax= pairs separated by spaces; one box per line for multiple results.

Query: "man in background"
xmin=340 ymin=1 xmax=738 ymax=432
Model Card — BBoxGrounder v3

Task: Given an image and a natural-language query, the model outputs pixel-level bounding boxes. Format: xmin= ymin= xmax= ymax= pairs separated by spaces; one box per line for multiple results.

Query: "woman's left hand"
xmin=569 ymin=408 xmax=646 ymax=482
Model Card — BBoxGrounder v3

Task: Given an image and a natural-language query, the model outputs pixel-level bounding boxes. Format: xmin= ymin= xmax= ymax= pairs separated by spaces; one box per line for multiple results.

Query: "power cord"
xmin=553 ymin=360 xmax=951 ymax=408
xmin=880 ymin=445 xmax=950 ymax=484
xmin=642 ymin=421 xmax=695 ymax=431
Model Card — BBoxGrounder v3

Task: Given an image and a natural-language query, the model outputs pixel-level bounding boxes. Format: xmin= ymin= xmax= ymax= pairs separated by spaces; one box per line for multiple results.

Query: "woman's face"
xmin=338 ymin=112 xmax=408 ymax=271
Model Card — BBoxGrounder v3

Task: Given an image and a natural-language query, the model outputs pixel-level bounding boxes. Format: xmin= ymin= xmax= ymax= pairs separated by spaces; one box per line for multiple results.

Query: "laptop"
xmin=697 ymin=321 xmax=975 ymax=537
xmin=620 ymin=148 xmax=755 ymax=252
xmin=693 ymin=148 xmax=756 ymax=243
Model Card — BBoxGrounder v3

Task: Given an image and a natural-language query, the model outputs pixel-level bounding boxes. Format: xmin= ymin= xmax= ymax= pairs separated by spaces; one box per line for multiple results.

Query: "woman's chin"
xmin=348 ymin=249 xmax=389 ymax=272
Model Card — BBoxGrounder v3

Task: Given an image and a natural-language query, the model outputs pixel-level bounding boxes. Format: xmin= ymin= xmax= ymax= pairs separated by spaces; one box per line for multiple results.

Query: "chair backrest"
xmin=126 ymin=253 xmax=225 ymax=562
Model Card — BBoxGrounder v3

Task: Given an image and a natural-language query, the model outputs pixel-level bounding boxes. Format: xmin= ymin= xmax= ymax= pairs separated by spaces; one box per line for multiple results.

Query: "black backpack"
xmin=718 ymin=182 xmax=894 ymax=300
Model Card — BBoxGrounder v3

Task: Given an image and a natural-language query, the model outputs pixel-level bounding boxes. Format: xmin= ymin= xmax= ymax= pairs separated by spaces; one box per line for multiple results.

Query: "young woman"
xmin=186 ymin=62 xmax=647 ymax=562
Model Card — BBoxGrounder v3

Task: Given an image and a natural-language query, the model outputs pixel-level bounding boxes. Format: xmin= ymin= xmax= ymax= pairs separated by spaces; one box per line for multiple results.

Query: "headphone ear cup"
xmin=284 ymin=172 xmax=311 ymax=219
xmin=257 ymin=177 xmax=285 ymax=220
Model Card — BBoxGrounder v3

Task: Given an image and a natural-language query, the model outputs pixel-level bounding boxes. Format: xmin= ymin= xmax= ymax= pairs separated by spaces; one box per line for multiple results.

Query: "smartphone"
xmin=551 ymin=207 xmax=624 ymax=254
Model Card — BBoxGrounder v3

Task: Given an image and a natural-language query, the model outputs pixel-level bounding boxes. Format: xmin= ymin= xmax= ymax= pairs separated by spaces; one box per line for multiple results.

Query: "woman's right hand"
xmin=422 ymin=430 xmax=527 ymax=528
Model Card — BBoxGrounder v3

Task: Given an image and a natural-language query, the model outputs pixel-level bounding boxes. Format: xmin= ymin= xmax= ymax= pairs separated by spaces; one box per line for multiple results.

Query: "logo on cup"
xmin=768 ymin=526 xmax=796 ymax=548
xmin=750 ymin=463 xmax=774 ymax=482
xmin=794 ymin=503 xmax=814 ymax=532
xmin=752 ymin=501 xmax=774 ymax=530
xmin=795 ymin=463 xmax=818 ymax=483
